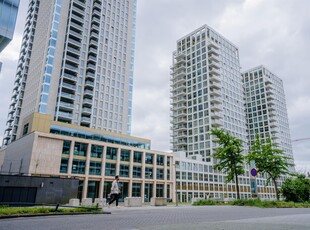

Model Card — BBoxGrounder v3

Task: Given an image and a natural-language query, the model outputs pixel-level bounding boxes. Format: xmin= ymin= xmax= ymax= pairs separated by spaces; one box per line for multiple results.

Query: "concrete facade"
xmin=0 ymin=174 xmax=79 ymax=204
xmin=0 ymin=113 xmax=174 ymax=203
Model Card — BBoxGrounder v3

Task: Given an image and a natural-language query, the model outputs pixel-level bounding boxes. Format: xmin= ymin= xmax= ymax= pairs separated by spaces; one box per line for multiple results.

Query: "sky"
xmin=0 ymin=0 xmax=309 ymax=171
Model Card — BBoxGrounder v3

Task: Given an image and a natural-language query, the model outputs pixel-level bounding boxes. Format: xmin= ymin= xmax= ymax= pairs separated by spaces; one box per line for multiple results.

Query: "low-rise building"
xmin=0 ymin=112 xmax=174 ymax=203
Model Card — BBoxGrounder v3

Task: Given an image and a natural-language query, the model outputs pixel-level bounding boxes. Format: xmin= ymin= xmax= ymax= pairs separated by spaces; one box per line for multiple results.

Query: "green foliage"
xmin=0 ymin=206 xmax=101 ymax=216
xmin=192 ymin=199 xmax=310 ymax=208
xmin=246 ymin=135 xmax=294 ymax=200
xmin=211 ymin=129 xmax=245 ymax=199
xmin=192 ymin=199 xmax=221 ymax=206
xmin=281 ymin=174 xmax=310 ymax=202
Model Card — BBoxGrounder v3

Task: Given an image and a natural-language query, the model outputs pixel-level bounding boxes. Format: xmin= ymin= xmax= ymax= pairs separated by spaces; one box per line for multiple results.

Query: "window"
xmin=105 ymin=163 xmax=116 ymax=176
xmin=156 ymin=184 xmax=164 ymax=197
xmin=132 ymin=183 xmax=141 ymax=197
xmin=74 ymin=142 xmax=88 ymax=156
xmin=133 ymin=151 xmax=142 ymax=163
xmin=62 ymin=140 xmax=71 ymax=155
xmin=22 ymin=123 xmax=29 ymax=136
xmin=89 ymin=161 xmax=101 ymax=175
xmin=132 ymin=166 xmax=142 ymax=178
xmin=106 ymin=147 xmax=117 ymax=160
xmin=120 ymin=164 xmax=129 ymax=177
xmin=91 ymin=145 xmax=103 ymax=158
xmin=120 ymin=149 xmax=130 ymax=161
xmin=145 ymin=167 xmax=153 ymax=179
xmin=60 ymin=158 xmax=68 ymax=173
xmin=72 ymin=159 xmax=86 ymax=174
xmin=145 ymin=153 xmax=153 ymax=164
xmin=156 ymin=168 xmax=164 ymax=180
xmin=157 ymin=155 xmax=164 ymax=166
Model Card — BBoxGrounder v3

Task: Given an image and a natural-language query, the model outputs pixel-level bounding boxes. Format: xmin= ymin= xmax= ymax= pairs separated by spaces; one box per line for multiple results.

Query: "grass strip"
xmin=192 ymin=199 xmax=310 ymax=208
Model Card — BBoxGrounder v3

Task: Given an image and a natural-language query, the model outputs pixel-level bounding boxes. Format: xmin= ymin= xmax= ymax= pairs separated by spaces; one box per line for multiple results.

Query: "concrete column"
xmin=116 ymin=147 xmax=120 ymax=175
xmin=67 ymin=140 xmax=75 ymax=175
xmin=82 ymin=177 xmax=88 ymax=198
xmin=99 ymin=146 xmax=106 ymax=199
xmin=82 ymin=143 xmax=91 ymax=199
xmin=128 ymin=180 xmax=132 ymax=197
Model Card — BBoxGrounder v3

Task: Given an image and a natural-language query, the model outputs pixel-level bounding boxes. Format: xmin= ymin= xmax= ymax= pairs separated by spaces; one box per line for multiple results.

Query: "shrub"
xmin=281 ymin=174 xmax=310 ymax=202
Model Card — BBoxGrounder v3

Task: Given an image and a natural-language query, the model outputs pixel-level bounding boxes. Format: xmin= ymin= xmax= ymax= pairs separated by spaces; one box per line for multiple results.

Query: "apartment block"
xmin=243 ymin=65 xmax=294 ymax=168
xmin=0 ymin=0 xmax=20 ymax=52
xmin=3 ymin=0 xmax=136 ymax=146
xmin=170 ymin=25 xmax=248 ymax=163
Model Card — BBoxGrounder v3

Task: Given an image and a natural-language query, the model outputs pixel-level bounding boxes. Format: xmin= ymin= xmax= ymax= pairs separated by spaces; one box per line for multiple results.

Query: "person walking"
xmin=108 ymin=175 xmax=120 ymax=208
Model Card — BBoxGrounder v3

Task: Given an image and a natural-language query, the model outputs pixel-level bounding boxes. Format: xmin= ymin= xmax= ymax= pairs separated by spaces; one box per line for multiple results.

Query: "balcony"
xmin=62 ymin=82 xmax=76 ymax=92
xmin=58 ymin=111 xmax=73 ymax=120
xmin=66 ymin=54 xmax=79 ymax=64
xmin=175 ymin=117 xmax=187 ymax=125
xmin=85 ymin=80 xmax=94 ymax=88
xmin=210 ymin=112 xmax=223 ymax=119
xmin=208 ymin=53 xmax=220 ymax=63
xmin=209 ymin=88 xmax=221 ymax=97
xmin=209 ymin=67 xmax=220 ymax=76
xmin=65 ymin=63 xmax=78 ymax=73
xmin=208 ymin=43 xmax=219 ymax=50
xmin=208 ymin=45 xmax=219 ymax=54
xmin=209 ymin=60 xmax=220 ymax=69
xmin=89 ymin=47 xmax=97 ymax=55
xmin=210 ymin=104 xmax=223 ymax=112
xmin=210 ymin=81 xmax=221 ymax=90
xmin=63 ymin=72 xmax=77 ymax=82
xmin=60 ymin=92 xmax=75 ymax=100
xmin=211 ymin=119 xmax=223 ymax=127
xmin=82 ymin=107 xmax=92 ymax=115
xmin=68 ymin=37 xmax=81 ymax=48
xmin=84 ymin=89 xmax=93 ymax=97
xmin=210 ymin=96 xmax=221 ymax=104
xmin=67 ymin=46 xmax=80 ymax=57
xmin=87 ymin=63 xmax=96 ymax=72
xmin=83 ymin=98 xmax=93 ymax=106
xmin=58 ymin=101 xmax=74 ymax=111
xmin=175 ymin=125 xmax=187 ymax=131
xmin=81 ymin=116 xmax=91 ymax=124
xmin=172 ymin=76 xmax=186 ymax=85
xmin=70 ymin=21 xmax=83 ymax=31
xmin=72 ymin=5 xmax=84 ymax=17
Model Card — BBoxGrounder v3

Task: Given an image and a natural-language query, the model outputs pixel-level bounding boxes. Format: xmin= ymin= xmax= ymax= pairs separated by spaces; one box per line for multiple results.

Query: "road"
xmin=1 ymin=205 xmax=310 ymax=230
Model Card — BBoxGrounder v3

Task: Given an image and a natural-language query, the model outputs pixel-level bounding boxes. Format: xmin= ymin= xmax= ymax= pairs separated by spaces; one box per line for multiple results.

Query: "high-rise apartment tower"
xmin=3 ymin=0 xmax=137 ymax=145
xmin=0 ymin=0 xmax=20 ymax=53
xmin=170 ymin=25 xmax=248 ymax=163
xmin=242 ymin=65 xmax=294 ymax=167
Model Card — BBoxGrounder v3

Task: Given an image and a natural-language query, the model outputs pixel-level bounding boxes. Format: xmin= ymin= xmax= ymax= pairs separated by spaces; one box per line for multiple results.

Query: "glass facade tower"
xmin=3 ymin=0 xmax=137 ymax=145
xmin=0 ymin=0 xmax=20 ymax=52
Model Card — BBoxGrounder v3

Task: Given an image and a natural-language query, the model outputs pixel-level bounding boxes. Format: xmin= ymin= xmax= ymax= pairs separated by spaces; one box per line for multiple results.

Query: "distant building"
xmin=0 ymin=0 xmax=20 ymax=53
xmin=242 ymin=65 xmax=294 ymax=169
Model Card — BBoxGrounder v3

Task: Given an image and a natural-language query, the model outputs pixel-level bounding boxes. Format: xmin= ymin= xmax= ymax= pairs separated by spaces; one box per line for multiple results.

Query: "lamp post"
xmin=173 ymin=164 xmax=178 ymax=207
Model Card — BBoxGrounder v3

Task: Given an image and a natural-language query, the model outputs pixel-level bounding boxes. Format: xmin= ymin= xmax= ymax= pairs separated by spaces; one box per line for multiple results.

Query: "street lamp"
xmin=173 ymin=163 xmax=178 ymax=207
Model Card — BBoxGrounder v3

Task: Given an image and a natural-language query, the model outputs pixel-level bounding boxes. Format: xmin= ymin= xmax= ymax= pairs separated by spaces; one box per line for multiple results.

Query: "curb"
xmin=0 ymin=211 xmax=111 ymax=219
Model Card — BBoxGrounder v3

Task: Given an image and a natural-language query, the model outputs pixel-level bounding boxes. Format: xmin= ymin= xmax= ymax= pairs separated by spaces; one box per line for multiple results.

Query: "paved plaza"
xmin=1 ymin=205 xmax=310 ymax=230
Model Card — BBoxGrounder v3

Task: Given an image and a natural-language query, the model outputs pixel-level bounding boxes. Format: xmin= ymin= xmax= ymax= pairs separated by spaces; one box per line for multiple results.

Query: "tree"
xmin=246 ymin=135 xmax=294 ymax=200
xmin=211 ymin=129 xmax=245 ymax=199
xmin=281 ymin=174 xmax=310 ymax=202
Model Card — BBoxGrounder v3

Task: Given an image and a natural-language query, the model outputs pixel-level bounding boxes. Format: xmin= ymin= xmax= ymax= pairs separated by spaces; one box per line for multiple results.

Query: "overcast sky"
xmin=0 ymin=0 xmax=309 ymax=171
